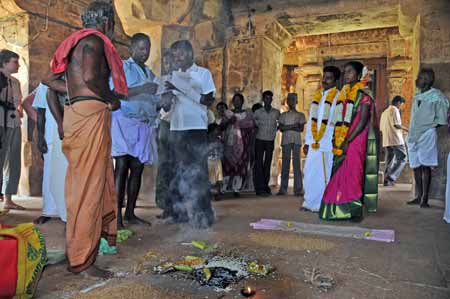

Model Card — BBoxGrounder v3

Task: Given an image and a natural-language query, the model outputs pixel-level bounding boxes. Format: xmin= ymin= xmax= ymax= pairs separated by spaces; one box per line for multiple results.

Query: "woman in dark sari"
xmin=319 ymin=61 xmax=379 ymax=222
xmin=222 ymin=93 xmax=256 ymax=197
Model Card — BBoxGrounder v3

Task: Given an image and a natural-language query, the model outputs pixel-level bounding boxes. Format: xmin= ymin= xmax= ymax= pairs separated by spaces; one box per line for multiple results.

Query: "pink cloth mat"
xmin=250 ymin=218 xmax=395 ymax=243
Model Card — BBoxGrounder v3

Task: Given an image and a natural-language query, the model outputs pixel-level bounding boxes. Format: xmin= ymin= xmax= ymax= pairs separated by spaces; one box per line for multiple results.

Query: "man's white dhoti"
xmin=49 ymin=134 xmax=68 ymax=222
xmin=302 ymin=87 xmax=339 ymax=212
xmin=302 ymin=150 xmax=333 ymax=211
xmin=407 ymin=127 xmax=438 ymax=169
xmin=444 ymin=154 xmax=450 ymax=223
xmin=42 ymin=138 xmax=67 ymax=222
xmin=33 ymin=84 xmax=67 ymax=222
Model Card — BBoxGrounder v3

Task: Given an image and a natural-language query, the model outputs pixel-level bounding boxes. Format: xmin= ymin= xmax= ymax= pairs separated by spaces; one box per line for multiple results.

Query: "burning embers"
xmin=153 ymin=254 xmax=273 ymax=291
xmin=241 ymin=285 xmax=256 ymax=297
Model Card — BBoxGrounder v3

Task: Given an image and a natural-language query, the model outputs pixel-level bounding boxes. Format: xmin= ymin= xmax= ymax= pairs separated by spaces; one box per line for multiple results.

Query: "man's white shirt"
xmin=169 ymin=63 xmax=216 ymax=131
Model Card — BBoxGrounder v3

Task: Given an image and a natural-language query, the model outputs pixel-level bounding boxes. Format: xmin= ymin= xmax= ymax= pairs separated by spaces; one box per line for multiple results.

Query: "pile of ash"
xmin=153 ymin=254 xmax=273 ymax=290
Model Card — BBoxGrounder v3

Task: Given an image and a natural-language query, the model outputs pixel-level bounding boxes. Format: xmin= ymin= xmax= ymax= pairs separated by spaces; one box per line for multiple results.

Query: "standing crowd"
xmin=1 ymin=0 xmax=450 ymax=283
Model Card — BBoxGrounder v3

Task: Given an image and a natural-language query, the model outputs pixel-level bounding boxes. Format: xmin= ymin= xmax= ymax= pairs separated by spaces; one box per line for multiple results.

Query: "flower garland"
xmin=332 ymin=82 xmax=365 ymax=156
xmin=310 ymin=87 xmax=338 ymax=149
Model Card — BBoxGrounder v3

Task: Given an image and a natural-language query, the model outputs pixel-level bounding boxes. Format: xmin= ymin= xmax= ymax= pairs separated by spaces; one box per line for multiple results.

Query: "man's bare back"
xmin=66 ymin=35 xmax=116 ymax=104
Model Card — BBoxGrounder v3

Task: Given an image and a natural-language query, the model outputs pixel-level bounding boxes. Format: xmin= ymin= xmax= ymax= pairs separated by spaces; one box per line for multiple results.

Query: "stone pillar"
xmin=297 ymin=64 xmax=322 ymax=115
xmin=386 ymin=36 xmax=415 ymax=187
xmin=224 ymin=36 xmax=262 ymax=106
xmin=387 ymin=71 xmax=407 ymax=102
xmin=295 ymin=43 xmax=322 ymax=115
xmin=387 ymin=33 xmax=413 ymax=106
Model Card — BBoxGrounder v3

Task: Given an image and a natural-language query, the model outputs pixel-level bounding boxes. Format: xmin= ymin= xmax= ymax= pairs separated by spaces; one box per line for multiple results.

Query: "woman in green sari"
xmin=319 ymin=61 xmax=379 ymax=222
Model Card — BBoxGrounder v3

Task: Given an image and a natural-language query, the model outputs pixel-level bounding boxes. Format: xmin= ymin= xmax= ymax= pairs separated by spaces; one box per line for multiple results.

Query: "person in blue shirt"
xmin=111 ymin=33 xmax=160 ymax=228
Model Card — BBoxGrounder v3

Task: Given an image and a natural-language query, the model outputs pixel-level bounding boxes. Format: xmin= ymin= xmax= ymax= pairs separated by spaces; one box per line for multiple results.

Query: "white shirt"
xmin=32 ymin=84 xmax=57 ymax=145
xmin=169 ymin=64 xmax=216 ymax=131
xmin=380 ymin=105 xmax=404 ymax=147
xmin=304 ymin=88 xmax=339 ymax=152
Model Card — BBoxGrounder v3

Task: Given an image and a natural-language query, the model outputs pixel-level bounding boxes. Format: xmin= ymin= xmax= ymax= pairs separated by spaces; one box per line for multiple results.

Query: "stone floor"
xmin=2 ymin=184 xmax=450 ymax=299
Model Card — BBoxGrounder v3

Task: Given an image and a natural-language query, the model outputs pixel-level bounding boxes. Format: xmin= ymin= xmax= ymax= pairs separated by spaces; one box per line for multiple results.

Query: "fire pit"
xmin=153 ymin=253 xmax=274 ymax=291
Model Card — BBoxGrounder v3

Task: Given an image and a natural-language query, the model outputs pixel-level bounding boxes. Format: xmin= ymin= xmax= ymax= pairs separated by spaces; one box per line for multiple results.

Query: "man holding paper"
xmin=110 ymin=33 xmax=159 ymax=228
xmin=164 ymin=40 xmax=216 ymax=229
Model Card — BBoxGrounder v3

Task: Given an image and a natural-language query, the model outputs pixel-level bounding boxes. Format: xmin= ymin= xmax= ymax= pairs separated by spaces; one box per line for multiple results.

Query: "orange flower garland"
xmin=332 ymin=82 xmax=365 ymax=156
xmin=310 ymin=87 xmax=337 ymax=149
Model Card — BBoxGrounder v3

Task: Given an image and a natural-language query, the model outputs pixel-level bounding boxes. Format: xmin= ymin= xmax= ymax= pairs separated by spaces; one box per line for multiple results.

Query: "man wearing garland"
xmin=301 ymin=66 xmax=341 ymax=212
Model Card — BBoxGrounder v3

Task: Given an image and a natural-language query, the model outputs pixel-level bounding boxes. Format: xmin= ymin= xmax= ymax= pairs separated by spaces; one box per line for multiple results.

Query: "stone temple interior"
xmin=0 ymin=0 xmax=449 ymax=200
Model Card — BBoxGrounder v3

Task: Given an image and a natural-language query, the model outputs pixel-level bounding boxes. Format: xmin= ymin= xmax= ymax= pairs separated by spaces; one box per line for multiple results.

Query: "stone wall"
xmin=18 ymin=0 xmax=130 ymax=91
xmin=5 ymin=0 xmax=130 ymax=196
xmin=261 ymin=38 xmax=282 ymax=107
xmin=223 ymin=37 xmax=262 ymax=107
xmin=200 ymin=47 xmax=224 ymax=106
xmin=115 ymin=0 xmax=230 ymax=78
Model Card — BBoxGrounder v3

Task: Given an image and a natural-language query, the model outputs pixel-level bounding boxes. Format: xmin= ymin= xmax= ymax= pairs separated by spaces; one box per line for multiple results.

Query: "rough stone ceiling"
xmin=277 ymin=5 xmax=399 ymax=36
xmin=232 ymin=0 xmax=403 ymax=37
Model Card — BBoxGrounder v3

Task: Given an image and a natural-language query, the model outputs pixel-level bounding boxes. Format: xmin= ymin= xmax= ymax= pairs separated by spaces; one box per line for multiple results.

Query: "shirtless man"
xmin=44 ymin=1 xmax=126 ymax=278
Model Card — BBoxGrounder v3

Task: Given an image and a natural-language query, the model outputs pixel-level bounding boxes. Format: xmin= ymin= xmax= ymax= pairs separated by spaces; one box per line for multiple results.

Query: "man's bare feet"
xmin=3 ymin=196 xmax=25 ymax=210
xmin=34 ymin=216 xmax=52 ymax=224
xmin=0 ymin=195 xmax=3 ymax=202
xmin=83 ymin=265 xmax=114 ymax=279
xmin=124 ymin=215 xmax=151 ymax=226
xmin=3 ymin=202 xmax=25 ymax=210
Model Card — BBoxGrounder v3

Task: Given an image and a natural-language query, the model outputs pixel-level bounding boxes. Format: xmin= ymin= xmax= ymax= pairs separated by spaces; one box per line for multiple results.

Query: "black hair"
xmin=252 ymin=103 xmax=263 ymax=112
xmin=216 ymin=102 xmax=228 ymax=110
xmin=323 ymin=66 xmax=341 ymax=81
xmin=0 ymin=49 xmax=19 ymax=67
xmin=262 ymin=90 xmax=273 ymax=98
xmin=232 ymin=93 xmax=245 ymax=103
xmin=170 ymin=40 xmax=194 ymax=57
xmin=419 ymin=68 xmax=435 ymax=86
xmin=208 ymin=123 xmax=219 ymax=133
xmin=391 ymin=95 xmax=405 ymax=105
xmin=287 ymin=93 xmax=298 ymax=101
xmin=130 ymin=33 xmax=150 ymax=48
xmin=81 ymin=1 xmax=115 ymax=28
xmin=344 ymin=61 xmax=364 ymax=78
